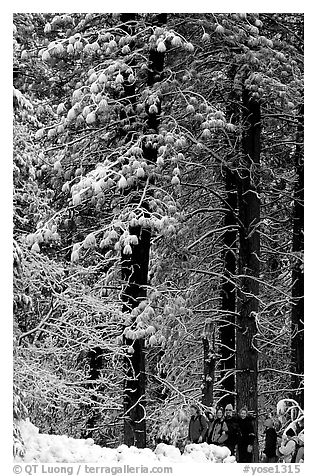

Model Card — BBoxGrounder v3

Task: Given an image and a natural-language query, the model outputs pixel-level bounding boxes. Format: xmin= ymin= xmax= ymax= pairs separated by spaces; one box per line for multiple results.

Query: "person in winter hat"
xmin=262 ymin=418 xmax=278 ymax=463
xmin=224 ymin=403 xmax=241 ymax=456
xmin=187 ymin=404 xmax=208 ymax=444
xmin=237 ymin=407 xmax=256 ymax=463
xmin=207 ymin=407 xmax=229 ymax=445
xmin=295 ymin=430 xmax=304 ymax=463
xmin=278 ymin=428 xmax=297 ymax=463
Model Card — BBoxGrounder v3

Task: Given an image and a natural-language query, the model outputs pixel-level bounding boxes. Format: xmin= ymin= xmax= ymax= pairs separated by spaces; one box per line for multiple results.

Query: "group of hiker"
xmin=187 ymin=404 xmax=304 ymax=463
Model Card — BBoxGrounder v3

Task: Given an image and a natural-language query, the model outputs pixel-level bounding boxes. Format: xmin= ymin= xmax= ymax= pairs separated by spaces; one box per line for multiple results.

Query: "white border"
xmin=3 ymin=4 xmax=313 ymax=475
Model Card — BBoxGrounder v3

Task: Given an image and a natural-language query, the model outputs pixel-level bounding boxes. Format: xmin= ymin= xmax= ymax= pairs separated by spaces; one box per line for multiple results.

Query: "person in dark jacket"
xmin=224 ymin=403 xmax=241 ymax=456
xmin=237 ymin=407 xmax=255 ymax=463
xmin=207 ymin=407 xmax=229 ymax=445
xmin=187 ymin=404 xmax=208 ymax=443
xmin=205 ymin=409 xmax=215 ymax=443
xmin=262 ymin=418 xmax=278 ymax=463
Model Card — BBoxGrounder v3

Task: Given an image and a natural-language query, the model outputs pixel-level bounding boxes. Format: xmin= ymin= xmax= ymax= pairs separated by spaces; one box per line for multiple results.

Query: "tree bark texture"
xmin=122 ymin=13 xmax=166 ymax=447
xmin=236 ymin=87 xmax=261 ymax=461
xmin=122 ymin=226 xmax=151 ymax=447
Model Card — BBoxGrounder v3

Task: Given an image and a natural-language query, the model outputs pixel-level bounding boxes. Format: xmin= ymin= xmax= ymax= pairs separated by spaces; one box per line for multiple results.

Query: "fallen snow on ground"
xmin=15 ymin=419 xmax=236 ymax=464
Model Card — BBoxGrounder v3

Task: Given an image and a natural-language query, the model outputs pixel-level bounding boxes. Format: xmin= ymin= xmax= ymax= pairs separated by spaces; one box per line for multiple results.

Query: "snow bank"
xmin=15 ymin=419 xmax=236 ymax=464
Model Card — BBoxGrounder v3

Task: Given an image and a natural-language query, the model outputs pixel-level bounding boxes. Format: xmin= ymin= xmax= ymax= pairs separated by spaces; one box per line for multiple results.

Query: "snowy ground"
xmin=15 ymin=420 xmax=236 ymax=464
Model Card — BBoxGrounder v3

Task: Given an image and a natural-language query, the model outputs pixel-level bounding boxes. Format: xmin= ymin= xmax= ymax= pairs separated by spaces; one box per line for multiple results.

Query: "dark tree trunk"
xmin=291 ymin=103 xmax=304 ymax=408
xmin=202 ymin=319 xmax=216 ymax=407
xmin=84 ymin=13 xmax=139 ymax=442
xmin=122 ymin=225 xmax=151 ymax=448
xmin=122 ymin=13 xmax=166 ymax=447
xmin=236 ymin=87 xmax=261 ymax=462
xmin=119 ymin=12 xmax=147 ymax=448
xmin=83 ymin=347 xmax=103 ymax=439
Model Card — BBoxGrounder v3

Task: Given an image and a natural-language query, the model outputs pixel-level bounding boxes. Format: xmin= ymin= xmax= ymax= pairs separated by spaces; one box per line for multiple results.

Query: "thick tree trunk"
xmin=122 ymin=13 xmax=166 ymax=447
xmin=84 ymin=13 xmax=140 ymax=444
xmin=291 ymin=103 xmax=304 ymax=408
xmin=120 ymin=12 xmax=147 ymax=448
xmin=122 ymin=225 xmax=151 ymax=448
xmin=236 ymin=88 xmax=261 ymax=461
